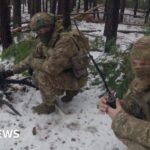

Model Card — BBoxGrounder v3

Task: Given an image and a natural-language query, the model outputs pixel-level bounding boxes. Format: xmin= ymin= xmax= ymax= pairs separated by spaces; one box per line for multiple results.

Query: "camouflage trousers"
xmin=34 ymin=72 xmax=79 ymax=106
xmin=121 ymin=139 xmax=149 ymax=150
xmin=35 ymin=72 xmax=64 ymax=106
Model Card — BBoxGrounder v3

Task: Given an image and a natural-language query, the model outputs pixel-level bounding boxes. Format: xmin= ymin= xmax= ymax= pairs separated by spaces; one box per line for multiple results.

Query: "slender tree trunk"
xmin=13 ymin=0 xmax=21 ymax=28
xmin=133 ymin=0 xmax=138 ymax=17
xmin=104 ymin=0 xmax=120 ymax=53
xmin=119 ymin=0 xmax=126 ymax=22
xmin=0 ymin=0 xmax=12 ymax=50
xmin=77 ymin=0 xmax=81 ymax=13
xmin=103 ymin=0 xmax=108 ymax=21
xmin=144 ymin=0 xmax=150 ymax=24
xmin=84 ymin=0 xmax=89 ymax=12
xmin=28 ymin=0 xmax=31 ymax=15
xmin=45 ymin=0 xmax=48 ymax=12
xmin=30 ymin=0 xmax=41 ymax=17
xmin=58 ymin=0 xmax=64 ymax=15
xmin=42 ymin=0 xmax=45 ymax=11
xmin=89 ymin=0 xmax=92 ymax=8
xmin=63 ymin=0 xmax=71 ymax=31
xmin=50 ymin=0 xmax=57 ymax=14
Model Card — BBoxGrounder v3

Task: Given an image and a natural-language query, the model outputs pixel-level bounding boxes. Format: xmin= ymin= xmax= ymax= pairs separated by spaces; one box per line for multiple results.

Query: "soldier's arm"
xmin=13 ymin=55 xmax=32 ymax=74
xmin=112 ymin=110 xmax=150 ymax=148
xmin=30 ymin=36 xmax=78 ymax=75
xmin=13 ymin=42 xmax=44 ymax=74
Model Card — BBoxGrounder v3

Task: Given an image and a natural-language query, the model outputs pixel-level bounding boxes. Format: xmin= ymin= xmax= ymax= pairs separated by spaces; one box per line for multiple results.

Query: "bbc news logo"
xmin=0 ymin=129 xmax=20 ymax=138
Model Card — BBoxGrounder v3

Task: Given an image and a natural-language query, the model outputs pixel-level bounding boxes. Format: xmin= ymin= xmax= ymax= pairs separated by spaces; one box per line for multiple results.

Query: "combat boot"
xmin=61 ymin=90 xmax=79 ymax=103
xmin=32 ymin=103 xmax=55 ymax=114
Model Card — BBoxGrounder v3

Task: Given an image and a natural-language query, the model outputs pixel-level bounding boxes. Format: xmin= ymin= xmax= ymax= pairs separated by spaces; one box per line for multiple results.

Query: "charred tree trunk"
xmin=133 ymin=0 xmax=138 ymax=17
xmin=63 ymin=0 xmax=71 ymax=31
xmin=13 ymin=0 xmax=21 ymax=28
xmin=144 ymin=0 xmax=150 ymax=24
xmin=50 ymin=0 xmax=57 ymax=14
xmin=0 ymin=0 xmax=12 ymax=50
xmin=104 ymin=0 xmax=120 ymax=53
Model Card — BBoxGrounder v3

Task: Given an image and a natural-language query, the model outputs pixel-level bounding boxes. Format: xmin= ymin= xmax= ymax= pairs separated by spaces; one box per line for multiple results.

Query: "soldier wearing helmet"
xmin=6 ymin=12 xmax=89 ymax=114
xmin=99 ymin=36 xmax=150 ymax=150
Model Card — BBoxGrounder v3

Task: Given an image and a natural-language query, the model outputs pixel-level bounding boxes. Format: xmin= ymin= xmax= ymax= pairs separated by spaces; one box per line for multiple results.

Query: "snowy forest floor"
xmin=0 ymin=19 xmax=144 ymax=150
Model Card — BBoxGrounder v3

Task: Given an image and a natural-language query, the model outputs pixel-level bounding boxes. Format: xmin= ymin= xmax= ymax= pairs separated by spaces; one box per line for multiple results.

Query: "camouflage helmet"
xmin=131 ymin=36 xmax=150 ymax=80
xmin=131 ymin=36 xmax=150 ymax=61
xmin=30 ymin=12 xmax=55 ymax=31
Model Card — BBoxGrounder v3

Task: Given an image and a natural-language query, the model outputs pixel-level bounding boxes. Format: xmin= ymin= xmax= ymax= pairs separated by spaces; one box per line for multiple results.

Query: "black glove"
xmin=0 ymin=70 xmax=14 ymax=79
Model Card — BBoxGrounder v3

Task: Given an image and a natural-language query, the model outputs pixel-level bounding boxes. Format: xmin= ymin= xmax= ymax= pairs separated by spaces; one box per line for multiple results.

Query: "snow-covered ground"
xmin=0 ymin=20 xmax=144 ymax=150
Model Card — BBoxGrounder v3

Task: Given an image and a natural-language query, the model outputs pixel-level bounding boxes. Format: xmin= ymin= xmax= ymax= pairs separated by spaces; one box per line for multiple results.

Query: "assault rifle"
xmin=74 ymin=21 xmax=116 ymax=108
xmin=0 ymin=77 xmax=37 ymax=89
xmin=0 ymin=75 xmax=37 ymax=116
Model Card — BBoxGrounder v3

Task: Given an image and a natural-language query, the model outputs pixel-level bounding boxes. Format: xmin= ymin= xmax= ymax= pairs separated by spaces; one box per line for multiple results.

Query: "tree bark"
xmin=144 ymin=0 xmax=150 ymax=24
xmin=0 ymin=0 xmax=12 ymax=50
xmin=13 ymin=0 xmax=21 ymax=28
xmin=119 ymin=0 xmax=126 ymax=22
xmin=104 ymin=0 xmax=120 ymax=53
xmin=77 ymin=0 xmax=81 ymax=13
xmin=30 ymin=0 xmax=41 ymax=17
xmin=103 ymin=0 xmax=108 ymax=21
xmin=133 ymin=0 xmax=138 ymax=17
xmin=50 ymin=0 xmax=57 ymax=14
xmin=63 ymin=0 xmax=71 ymax=31
xmin=58 ymin=0 xmax=64 ymax=15
xmin=84 ymin=0 xmax=89 ymax=12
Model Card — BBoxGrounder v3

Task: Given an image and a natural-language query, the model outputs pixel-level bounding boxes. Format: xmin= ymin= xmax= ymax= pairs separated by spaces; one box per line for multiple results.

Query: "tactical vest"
xmin=68 ymin=30 xmax=90 ymax=78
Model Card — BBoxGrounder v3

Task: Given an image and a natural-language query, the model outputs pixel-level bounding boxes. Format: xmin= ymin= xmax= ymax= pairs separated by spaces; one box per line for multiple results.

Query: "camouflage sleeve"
xmin=13 ymin=55 xmax=32 ymax=74
xmin=112 ymin=110 xmax=150 ymax=148
xmin=13 ymin=42 xmax=45 ymax=74
xmin=30 ymin=35 xmax=78 ymax=75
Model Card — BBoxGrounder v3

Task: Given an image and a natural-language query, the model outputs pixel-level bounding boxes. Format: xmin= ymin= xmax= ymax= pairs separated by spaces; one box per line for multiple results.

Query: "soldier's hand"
xmin=99 ymin=97 xmax=122 ymax=120
xmin=106 ymin=99 xmax=122 ymax=120
xmin=0 ymin=70 xmax=14 ymax=79
xmin=99 ymin=96 xmax=108 ymax=113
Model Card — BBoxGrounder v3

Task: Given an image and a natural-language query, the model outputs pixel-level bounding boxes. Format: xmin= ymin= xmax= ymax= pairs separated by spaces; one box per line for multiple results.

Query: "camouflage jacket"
xmin=112 ymin=78 xmax=150 ymax=149
xmin=13 ymin=30 xmax=89 ymax=90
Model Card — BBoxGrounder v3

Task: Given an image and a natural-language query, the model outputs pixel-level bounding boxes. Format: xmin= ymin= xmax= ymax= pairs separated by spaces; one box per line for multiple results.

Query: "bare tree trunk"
xmin=30 ymin=0 xmax=41 ymax=17
xmin=144 ymin=0 xmax=150 ymax=24
xmin=77 ymin=0 xmax=81 ymax=13
xmin=13 ymin=0 xmax=21 ymax=28
xmin=58 ymin=0 xmax=64 ymax=15
xmin=0 ymin=0 xmax=12 ymax=50
xmin=133 ymin=0 xmax=138 ymax=17
xmin=84 ymin=0 xmax=89 ymax=12
xmin=119 ymin=0 xmax=126 ymax=22
xmin=104 ymin=0 xmax=120 ymax=53
xmin=45 ymin=0 xmax=48 ymax=12
xmin=63 ymin=0 xmax=71 ymax=31
xmin=103 ymin=0 xmax=108 ymax=21
xmin=27 ymin=0 xmax=31 ymax=15
xmin=50 ymin=0 xmax=57 ymax=14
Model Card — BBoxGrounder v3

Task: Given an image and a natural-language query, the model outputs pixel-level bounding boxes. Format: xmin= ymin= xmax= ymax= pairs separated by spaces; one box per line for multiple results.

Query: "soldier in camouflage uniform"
xmin=10 ymin=12 xmax=89 ymax=114
xmin=99 ymin=36 xmax=150 ymax=150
